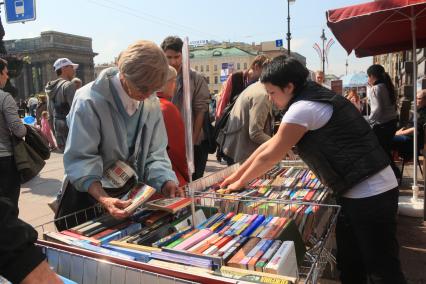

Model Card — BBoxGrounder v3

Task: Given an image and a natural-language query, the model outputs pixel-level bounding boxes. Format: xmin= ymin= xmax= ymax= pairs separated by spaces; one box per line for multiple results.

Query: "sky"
xmin=2 ymin=0 xmax=373 ymax=77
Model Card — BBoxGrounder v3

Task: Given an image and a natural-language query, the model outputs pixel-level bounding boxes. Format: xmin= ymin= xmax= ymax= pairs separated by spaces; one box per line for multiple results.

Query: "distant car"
xmin=15 ymin=0 xmax=25 ymax=16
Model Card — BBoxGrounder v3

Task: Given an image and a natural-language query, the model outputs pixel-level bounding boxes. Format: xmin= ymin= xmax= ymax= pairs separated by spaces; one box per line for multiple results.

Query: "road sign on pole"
xmin=4 ymin=0 xmax=36 ymax=24
xmin=275 ymin=39 xmax=283 ymax=47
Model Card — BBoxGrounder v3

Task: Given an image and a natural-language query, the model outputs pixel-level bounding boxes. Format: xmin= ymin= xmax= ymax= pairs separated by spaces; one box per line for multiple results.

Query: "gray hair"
xmin=117 ymin=40 xmax=168 ymax=94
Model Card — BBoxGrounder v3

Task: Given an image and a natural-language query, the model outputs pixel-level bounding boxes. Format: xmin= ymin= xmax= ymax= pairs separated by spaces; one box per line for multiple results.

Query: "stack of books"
xmin=152 ymin=212 xmax=303 ymax=279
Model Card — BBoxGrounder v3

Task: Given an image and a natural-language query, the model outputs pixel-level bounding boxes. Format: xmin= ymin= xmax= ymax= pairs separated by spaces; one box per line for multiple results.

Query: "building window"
xmin=201 ymin=65 xmax=204 ymax=72
xmin=237 ymin=63 xmax=240 ymax=70
xmin=206 ymin=76 xmax=210 ymax=84
xmin=214 ymin=65 xmax=217 ymax=71
xmin=195 ymin=66 xmax=198 ymax=71
xmin=244 ymin=62 xmax=247 ymax=69
xmin=206 ymin=65 xmax=209 ymax=72
xmin=214 ymin=76 xmax=218 ymax=84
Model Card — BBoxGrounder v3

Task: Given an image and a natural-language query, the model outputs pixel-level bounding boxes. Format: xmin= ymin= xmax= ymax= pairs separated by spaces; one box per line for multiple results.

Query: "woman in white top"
xmin=221 ymin=56 xmax=406 ymax=284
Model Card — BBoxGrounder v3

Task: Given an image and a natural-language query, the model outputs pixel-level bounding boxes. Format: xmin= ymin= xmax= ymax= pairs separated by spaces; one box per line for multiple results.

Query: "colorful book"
xmin=255 ymin=240 xmax=282 ymax=272
xmin=145 ymin=197 xmax=192 ymax=213
xmin=120 ymin=183 xmax=156 ymax=213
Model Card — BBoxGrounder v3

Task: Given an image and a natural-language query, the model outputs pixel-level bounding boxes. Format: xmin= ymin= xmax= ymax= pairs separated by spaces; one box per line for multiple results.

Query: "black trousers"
xmin=192 ymin=140 xmax=209 ymax=180
xmin=336 ymin=188 xmax=406 ymax=284
xmin=373 ymin=119 xmax=399 ymax=176
xmin=0 ymin=156 xmax=20 ymax=213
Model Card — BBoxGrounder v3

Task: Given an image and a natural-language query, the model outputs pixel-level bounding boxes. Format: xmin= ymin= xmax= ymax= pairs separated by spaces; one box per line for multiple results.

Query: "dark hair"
xmin=260 ymin=55 xmax=309 ymax=93
xmin=367 ymin=64 xmax=396 ymax=105
xmin=56 ymin=68 xmax=62 ymax=76
xmin=0 ymin=58 xmax=7 ymax=73
xmin=160 ymin=36 xmax=183 ymax=53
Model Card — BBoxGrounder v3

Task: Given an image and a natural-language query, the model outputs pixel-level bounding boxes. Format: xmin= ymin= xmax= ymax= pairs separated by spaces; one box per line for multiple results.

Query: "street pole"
xmin=320 ymin=29 xmax=327 ymax=74
xmin=286 ymin=0 xmax=291 ymax=56
xmin=345 ymin=59 xmax=348 ymax=75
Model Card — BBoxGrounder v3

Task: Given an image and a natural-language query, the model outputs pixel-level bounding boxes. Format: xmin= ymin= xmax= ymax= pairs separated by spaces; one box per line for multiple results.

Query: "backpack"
xmin=214 ymin=72 xmax=246 ymax=157
xmin=25 ymin=125 xmax=50 ymax=160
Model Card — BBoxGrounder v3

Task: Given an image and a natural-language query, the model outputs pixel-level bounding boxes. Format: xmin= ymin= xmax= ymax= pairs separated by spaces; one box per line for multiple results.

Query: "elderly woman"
xmin=56 ymin=41 xmax=181 ymax=228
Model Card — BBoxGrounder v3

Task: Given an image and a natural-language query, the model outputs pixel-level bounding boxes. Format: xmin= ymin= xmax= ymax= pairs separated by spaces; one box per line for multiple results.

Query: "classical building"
xmin=374 ymin=49 xmax=426 ymax=123
xmin=189 ymin=41 xmax=306 ymax=94
xmin=190 ymin=46 xmax=257 ymax=94
xmin=4 ymin=31 xmax=97 ymax=99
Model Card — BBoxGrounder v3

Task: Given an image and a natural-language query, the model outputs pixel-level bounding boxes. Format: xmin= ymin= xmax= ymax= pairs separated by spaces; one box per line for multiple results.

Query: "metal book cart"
xmin=36 ymin=162 xmax=340 ymax=284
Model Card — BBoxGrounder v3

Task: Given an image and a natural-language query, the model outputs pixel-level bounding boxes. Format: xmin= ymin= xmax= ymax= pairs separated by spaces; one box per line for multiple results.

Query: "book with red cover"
xmin=146 ymin=197 xmax=192 ymax=213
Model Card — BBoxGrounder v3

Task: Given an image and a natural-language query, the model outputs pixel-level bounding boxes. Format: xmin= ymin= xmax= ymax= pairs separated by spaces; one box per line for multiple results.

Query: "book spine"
xmin=174 ymin=229 xmax=212 ymax=250
xmin=248 ymin=239 xmax=273 ymax=270
xmin=255 ymin=240 xmax=282 ymax=272
xmin=241 ymin=215 xmax=265 ymax=237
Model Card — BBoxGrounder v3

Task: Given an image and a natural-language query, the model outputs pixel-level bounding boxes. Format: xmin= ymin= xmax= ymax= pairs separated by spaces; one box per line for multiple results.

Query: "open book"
xmin=121 ymin=183 xmax=156 ymax=213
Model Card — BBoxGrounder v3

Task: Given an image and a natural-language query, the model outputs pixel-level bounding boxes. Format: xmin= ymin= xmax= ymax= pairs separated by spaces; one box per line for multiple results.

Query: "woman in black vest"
xmin=221 ymin=56 xmax=406 ymax=284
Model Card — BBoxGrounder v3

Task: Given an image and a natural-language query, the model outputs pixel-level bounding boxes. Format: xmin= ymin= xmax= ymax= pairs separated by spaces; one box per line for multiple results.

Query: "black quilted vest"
xmin=289 ymin=81 xmax=390 ymax=196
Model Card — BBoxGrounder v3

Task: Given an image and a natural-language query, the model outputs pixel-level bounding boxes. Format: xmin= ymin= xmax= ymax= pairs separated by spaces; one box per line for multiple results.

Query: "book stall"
xmin=35 ymin=161 xmax=340 ymax=284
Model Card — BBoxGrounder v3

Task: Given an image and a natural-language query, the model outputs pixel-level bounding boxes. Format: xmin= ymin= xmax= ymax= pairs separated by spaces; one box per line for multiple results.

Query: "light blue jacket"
xmin=64 ymin=67 xmax=178 ymax=192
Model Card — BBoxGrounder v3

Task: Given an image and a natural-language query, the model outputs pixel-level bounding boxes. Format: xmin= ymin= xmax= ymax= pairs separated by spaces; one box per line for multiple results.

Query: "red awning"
xmin=327 ymin=0 xmax=426 ymax=57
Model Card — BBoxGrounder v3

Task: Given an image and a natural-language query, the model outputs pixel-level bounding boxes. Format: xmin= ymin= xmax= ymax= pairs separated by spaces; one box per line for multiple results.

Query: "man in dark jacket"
xmin=45 ymin=58 xmax=78 ymax=152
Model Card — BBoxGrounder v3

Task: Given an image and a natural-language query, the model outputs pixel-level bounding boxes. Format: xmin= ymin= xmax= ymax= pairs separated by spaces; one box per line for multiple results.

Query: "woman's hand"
xmin=99 ymin=196 xmax=132 ymax=219
xmin=220 ymin=171 xmax=242 ymax=188
xmin=161 ymin=181 xmax=185 ymax=197
xmin=225 ymin=180 xmax=245 ymax=193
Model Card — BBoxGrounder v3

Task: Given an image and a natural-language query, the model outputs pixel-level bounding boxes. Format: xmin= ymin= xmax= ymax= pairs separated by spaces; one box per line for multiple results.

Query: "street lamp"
xmin=320 ymin=28 xmax=327 ymax=74
xmin=287 ymin=0 xmax=296 ymax=56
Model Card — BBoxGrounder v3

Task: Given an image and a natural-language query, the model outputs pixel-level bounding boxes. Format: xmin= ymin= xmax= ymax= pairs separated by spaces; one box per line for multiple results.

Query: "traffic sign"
xmin=4 ymin=0 xmax=36 ymax=24
xmin=275 ymin=39 xmax=283 ymax=47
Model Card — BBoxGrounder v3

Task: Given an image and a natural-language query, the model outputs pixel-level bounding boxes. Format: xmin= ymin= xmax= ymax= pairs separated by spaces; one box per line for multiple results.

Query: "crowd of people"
xmin=1 ymin=36 xmax=419 ymax=283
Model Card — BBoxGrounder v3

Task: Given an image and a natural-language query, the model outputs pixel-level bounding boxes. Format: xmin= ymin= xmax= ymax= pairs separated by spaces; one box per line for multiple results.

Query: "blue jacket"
xmin=64 ymin=67 xmax=178 ymax=192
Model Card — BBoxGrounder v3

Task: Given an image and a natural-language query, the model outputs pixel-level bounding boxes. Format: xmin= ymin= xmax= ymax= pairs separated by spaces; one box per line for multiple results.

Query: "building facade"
xmin=5 ymin=31 xmax=97 ymax=99
xmin=189 ymin=46 xmax=257 ymax=94
xmin=189 ymin=41 xmax=306 ymax=94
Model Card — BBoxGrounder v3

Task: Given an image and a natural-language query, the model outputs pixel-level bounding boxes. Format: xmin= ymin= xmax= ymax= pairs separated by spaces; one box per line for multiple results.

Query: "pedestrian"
xmin=55 ymin=40 xmax=181 ymax=229
xmin=392 ymin=89 xmax=426 ymax=159
xmin=215 ymin=54 xmax=270 ymax=120
xmin=221 ymin=56 xmax=406 ymax=284
xmin=217 ymin=81 xmax=274 ymax=165
xmin=345 ymin=89 xmax=362 ymax=112
xmin=45 ymin=58 xmax=78 ymax=152
xmin=40 ymin=111 xmax=56 ymax=151
xmin=367 ymin=64 xmax=399 ymax=177
xmin=0 ymin=58 xmax=27 ymax=211
xmin=27 ymin=95 xmax=38 ymax=117
xmin=161 ymin=36 xmax=211 ymax=180
xmin=156 ymin=65 xmax=189 ymax=186
xmin=35 ymin=94 xmax=47 ymax=126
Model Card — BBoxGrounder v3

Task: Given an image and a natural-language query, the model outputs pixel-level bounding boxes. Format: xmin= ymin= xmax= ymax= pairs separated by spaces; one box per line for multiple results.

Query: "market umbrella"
xmin=327 ymin=0 xmax=426 ymax=218
xmin=340 ymin=72 xmax=368 ymax=88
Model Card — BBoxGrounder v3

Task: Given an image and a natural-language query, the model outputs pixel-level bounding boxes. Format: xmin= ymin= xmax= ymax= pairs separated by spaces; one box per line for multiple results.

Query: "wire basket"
xmin=36 ymin=163 xmax=340 ymax=284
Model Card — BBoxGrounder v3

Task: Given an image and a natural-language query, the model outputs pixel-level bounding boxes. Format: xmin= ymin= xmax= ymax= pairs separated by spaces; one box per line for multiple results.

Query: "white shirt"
xmin=282 ymin=100 xmax=397 ymax=199
xmin=111 ymin=73 xmax=140 ymax=116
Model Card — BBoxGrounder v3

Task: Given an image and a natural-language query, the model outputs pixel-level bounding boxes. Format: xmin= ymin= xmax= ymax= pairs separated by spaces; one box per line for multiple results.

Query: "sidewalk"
xmin=18 ymin=154 xmax=425 ymax=283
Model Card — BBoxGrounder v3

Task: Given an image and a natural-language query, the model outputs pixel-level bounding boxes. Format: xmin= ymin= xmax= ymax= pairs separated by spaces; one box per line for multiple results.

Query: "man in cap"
xmin=45 ymin=58 xmax=78 ymax=152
